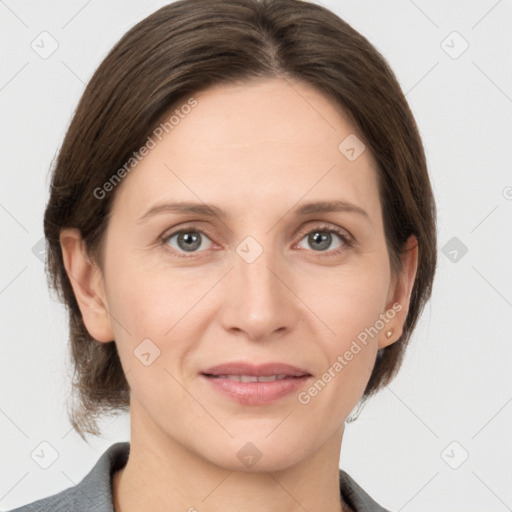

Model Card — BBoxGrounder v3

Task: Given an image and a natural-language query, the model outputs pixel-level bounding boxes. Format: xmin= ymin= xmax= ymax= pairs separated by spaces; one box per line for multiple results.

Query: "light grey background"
xmin=1 ymin=1 xmax=511 ymax=510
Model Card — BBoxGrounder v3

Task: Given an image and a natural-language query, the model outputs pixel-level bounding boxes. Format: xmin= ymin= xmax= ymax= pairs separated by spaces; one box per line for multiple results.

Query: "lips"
xmin=201 ymin=362 xmax=311 ymax=378
xmin=200 ymin=362 xmax=312 ymax=405
xmin=209 ymin=374 xmax=292 ymax=382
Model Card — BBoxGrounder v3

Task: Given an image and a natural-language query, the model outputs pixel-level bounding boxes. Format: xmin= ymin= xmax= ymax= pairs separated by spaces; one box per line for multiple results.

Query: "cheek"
xmin=302 ymin=260 xmax=390 ymax=392
xmin=104 ymin=255 xmax=213 ymax=365
xmin=309 ymin=259 xmax=390 ymax=342
xmin=105 ymin=269 xmax=197 ymax=408
xmin=109 ymin=276 xmax=178 ymax=340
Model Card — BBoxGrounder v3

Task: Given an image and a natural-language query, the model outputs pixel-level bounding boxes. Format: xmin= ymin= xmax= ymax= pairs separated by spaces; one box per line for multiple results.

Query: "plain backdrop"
xmin=1 ymin=1 xmax=511 ymax=510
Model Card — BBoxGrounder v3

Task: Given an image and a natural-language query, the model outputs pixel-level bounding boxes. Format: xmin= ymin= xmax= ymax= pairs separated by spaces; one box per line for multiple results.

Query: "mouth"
xmin=204 ymin=374 xmax=300 ymax=382
xmin=200 ymin=362 xmax=312 ymax=405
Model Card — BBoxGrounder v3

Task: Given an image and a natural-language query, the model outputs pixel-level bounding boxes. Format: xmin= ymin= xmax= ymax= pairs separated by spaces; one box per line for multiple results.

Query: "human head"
xmin=44 ymin=0 xmax=436 ymax=441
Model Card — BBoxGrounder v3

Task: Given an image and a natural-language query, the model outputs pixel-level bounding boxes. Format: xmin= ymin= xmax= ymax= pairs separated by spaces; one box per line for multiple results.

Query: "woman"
xmin=9 ymin=0 xmax=436 ymax=510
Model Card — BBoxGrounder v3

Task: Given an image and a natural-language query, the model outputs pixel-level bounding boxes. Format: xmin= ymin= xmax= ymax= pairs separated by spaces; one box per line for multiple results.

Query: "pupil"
xmin=179 ymin=232 xmax=200 ymax=251
xmin=310 ymin=231 xmax=330 ymax=251
xmin=176 ymin=231 xmax=332 ymax=253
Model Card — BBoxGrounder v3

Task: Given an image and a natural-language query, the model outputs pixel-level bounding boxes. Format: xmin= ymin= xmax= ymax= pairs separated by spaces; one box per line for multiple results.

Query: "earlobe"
xmin=60 ymin=228 xmax=114 ymax=343
xmin=378 ymin=235 xmax=419 ymax=349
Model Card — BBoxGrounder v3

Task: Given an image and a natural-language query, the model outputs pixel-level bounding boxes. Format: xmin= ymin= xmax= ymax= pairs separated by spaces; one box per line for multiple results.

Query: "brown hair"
xmin=44 ymin=0 xmax=436 ymax=439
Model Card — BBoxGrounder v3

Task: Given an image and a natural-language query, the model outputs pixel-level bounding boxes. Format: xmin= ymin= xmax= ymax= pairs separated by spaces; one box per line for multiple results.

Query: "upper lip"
xmin=201 ymin=362 xmax=311 ymax=377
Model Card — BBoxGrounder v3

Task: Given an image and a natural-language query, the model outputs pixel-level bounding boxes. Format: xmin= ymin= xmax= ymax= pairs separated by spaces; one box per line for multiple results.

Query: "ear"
xmin=60 ymin=228 xmax=114 ymax=343
xmin=378 ymin=234 xmax=418 ymax=349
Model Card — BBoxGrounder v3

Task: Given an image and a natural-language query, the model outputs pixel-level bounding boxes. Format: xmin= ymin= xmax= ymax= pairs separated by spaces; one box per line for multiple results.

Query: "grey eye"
xmin=297 ymin=229 xmax=344 ymax=252
xmin=166 ymin=231 xmax=211 ymax=253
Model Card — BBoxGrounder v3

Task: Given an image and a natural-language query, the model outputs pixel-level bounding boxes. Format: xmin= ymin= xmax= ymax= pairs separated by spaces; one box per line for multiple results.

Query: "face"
xmin=64 ymin=78 xmax=416 ymax=472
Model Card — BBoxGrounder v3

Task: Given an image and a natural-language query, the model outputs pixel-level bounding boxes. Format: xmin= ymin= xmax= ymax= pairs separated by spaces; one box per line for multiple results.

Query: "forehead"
xmin=112 ymin=78 xmax=382 ymax=222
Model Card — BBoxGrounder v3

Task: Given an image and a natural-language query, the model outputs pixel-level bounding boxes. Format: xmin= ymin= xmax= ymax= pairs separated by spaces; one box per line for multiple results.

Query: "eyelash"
xmin=160 ymin=223 xmax=354 ymax=259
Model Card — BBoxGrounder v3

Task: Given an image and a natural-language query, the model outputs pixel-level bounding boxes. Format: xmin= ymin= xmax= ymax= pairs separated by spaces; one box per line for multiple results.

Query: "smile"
xmin=206 ymin=374 xmax=293 ymax=382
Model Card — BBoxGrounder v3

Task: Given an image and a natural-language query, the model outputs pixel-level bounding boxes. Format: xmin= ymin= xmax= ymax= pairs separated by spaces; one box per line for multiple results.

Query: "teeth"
xmin=240 ymin=375 xmax=259 ymax=383
xmin=257 ymin=375 xmax=279 ymax=382
xmin=212 ymin=374 xmax=291 ymax=382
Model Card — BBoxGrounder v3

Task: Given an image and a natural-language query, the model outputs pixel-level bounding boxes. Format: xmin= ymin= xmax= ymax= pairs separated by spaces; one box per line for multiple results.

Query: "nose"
xmin=219 ymin=243 xmax=299 ymax=342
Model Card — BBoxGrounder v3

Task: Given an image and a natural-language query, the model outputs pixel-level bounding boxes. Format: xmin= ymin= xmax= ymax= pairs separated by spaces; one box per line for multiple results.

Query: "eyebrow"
xmin=137 ymin=200 xmax=370 ymax=223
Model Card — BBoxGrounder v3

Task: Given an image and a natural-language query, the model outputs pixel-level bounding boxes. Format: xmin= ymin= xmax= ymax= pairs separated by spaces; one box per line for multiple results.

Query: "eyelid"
xmin=294 ymin=222 xmax=354 ymax=246
xmin=160 ymin=221 xmax=355 ymax=257
xmin=160 ymin=225 xmax=216 ymax=257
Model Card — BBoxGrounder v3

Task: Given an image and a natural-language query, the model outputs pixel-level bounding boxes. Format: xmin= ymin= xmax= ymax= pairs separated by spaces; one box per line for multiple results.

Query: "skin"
xmin=61 ymin=77 xmax=418 ymax=512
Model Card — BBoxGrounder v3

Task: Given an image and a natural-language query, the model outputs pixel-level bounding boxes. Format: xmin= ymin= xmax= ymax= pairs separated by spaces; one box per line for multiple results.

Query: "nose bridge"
xmin=221 ymin=237 xmax=295 ymax=339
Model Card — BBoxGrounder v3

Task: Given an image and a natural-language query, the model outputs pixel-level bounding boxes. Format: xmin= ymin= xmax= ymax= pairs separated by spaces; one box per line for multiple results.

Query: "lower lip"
xmin=201 ymin=375 xmax=311 ymax=405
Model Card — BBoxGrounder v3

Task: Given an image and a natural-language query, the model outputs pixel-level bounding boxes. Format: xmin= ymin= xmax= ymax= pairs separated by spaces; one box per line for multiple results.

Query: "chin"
xmin=196 ymin=435 xmax=314 ymax=474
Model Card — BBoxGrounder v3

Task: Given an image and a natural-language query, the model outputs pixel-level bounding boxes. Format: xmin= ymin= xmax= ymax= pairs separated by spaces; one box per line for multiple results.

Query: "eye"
xmin=161 ymin=223 xmax=353 ymax=258
xmin=295 ymin=224 xmax=352 ymax=255
xmin=163 ymin=228 xmax=213 ymax=256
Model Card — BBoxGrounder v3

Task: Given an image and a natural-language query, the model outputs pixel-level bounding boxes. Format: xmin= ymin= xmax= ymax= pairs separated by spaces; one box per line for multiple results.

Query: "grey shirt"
xmin=7 ymin=442 xmax=391 ymax=512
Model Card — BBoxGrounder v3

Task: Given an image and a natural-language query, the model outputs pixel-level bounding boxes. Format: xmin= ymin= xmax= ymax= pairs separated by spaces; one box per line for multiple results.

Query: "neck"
xmin=113 ymin=405 xmax=351 ymax=512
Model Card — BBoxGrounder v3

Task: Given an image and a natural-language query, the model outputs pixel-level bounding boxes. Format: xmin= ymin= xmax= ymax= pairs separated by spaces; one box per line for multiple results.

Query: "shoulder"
xmin=5 ymin=442 xmax=130 ymax=512
xmin=8 ymin=444 xmax=389 ymax=512
xmin=339 ymin=469 xmax=393 ymax=512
